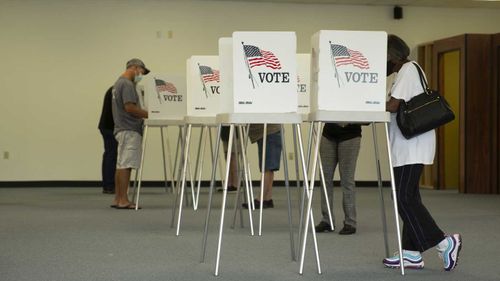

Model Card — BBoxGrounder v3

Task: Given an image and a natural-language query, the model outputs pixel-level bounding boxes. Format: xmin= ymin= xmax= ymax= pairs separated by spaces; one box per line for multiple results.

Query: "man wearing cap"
xmin=111 ymin=58 xmax=150 ymax=209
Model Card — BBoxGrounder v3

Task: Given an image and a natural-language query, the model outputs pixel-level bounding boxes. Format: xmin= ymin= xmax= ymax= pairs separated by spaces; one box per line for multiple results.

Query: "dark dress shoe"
xmin=338 ymin=224 xmax=356 ymax=235
xmin=242 ymin=199 xmax=274 ymax=209
xmin=315 ymin=221 xmax=334 ymax=233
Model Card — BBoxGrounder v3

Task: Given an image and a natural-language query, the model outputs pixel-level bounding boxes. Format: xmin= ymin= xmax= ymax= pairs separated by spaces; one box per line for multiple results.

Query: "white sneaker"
xmin=437 ymin=234 xmax=462 ymax=271
xmin=383 ymin=250 xmax=424 ymax=269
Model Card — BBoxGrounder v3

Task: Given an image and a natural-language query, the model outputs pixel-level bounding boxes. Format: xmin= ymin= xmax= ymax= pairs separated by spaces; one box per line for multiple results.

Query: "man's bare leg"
xmin=114 ymin=168 xmax=133 ymax=207
xmin=263 ymin=171 xmax=274 ymax=201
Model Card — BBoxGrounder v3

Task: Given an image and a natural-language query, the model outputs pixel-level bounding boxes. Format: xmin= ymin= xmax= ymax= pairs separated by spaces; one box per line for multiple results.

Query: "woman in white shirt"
xmin=383 ymin=35 xmax=462 ymax=271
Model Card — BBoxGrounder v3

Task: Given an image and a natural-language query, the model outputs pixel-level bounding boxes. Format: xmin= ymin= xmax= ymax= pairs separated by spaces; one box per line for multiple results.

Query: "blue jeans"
xmin=100 ymin=129 xmax=117 ymax=191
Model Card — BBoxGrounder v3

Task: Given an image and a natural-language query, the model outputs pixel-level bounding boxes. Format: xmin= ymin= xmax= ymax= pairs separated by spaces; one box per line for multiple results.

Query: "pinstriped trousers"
xmin=394 ymin=164 xmax=445 ymax=252
xmin=319 ymin=136 xmax=361 ymax=228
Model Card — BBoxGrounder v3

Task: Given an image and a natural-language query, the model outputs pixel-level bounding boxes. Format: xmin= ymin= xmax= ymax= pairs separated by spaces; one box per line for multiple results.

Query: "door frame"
xmin=493 ymin=33 xmax=500 ymax=194
xmin=432 ymin=35 xmax=466 ymax=192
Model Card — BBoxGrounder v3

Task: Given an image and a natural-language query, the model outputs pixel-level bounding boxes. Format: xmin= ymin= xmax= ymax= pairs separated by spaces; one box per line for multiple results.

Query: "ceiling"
xmin=210 ymin=0 xmax=500 ymax=8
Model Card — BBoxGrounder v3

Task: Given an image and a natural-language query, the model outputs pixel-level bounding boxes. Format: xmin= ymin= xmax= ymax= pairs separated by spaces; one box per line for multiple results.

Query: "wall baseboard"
xmin=0 ymin=180 xmax=391 ymax=188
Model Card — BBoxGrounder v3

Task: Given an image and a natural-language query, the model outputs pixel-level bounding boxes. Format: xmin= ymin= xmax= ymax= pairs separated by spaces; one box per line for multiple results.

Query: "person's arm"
xmin=124 ymin=102 xmax=148 ymax=119
xmin=386 ymin=97 xmax=401 ymax=113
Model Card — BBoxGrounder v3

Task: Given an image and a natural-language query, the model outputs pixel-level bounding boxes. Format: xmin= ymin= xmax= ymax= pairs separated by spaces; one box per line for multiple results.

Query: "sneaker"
xmin=438 ymin=234 xmax=462 ymax=271
xmin=315 ymin=221 xmax=334 ymax=233
xmin=338 ymin=224 xmax=356 ymax=235
xmin=383 ymin=251 xmax=424 ymax=269
xmin=242 ymin=199 xmax=274 ymax=209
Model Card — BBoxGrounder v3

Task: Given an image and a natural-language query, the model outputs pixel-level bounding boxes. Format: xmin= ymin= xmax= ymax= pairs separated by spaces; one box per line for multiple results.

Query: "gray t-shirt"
xmin=112 ymin=76 xmax=143 ymax=135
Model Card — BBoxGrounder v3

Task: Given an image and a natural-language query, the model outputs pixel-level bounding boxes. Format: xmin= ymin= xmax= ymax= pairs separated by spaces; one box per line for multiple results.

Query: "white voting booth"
xmin=132 ymin=74 xmax=188 ymax=209
xmin=200 ymin=32 xmax=321 ymax=277
xmin=144 ymin=75 xmax=186 ymax=120
xmin=171 ymin=56 xmax=224 ymax=236
xmin=301 ymin=30 xmax=405 ymax=275
xmin=186 ymin=56 xmax=222 ymax=120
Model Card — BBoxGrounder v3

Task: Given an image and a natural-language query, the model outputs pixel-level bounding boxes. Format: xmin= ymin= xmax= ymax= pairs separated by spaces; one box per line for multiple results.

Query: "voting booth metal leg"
xmin=231 ymin=127 xmax=244 ymax=230
xmin=238 ymin=125 xmax=255 ymax=235
xmin=281 ymin=125 xmax=296 ymax=261
xmin=193 ymin=126 xmax=207 ymax=211
xmin=175 ymin=124 xmax=193 ymax=236
xmin=313 ymin=123 xmax=335 ymax=231
xmin=160 ymin=127 xmax=170 ymax=193
xmin=200 ymin=125 xmax=222 ymax=263
xmin=372 ymin=123 xmax=390 ymax=258
xmin=132 ymin=169 xmax=138 ymax=199
xmin=317 ymin=153 xmax=335 ymax=231
xmin=244 ymin=125 xmax=256 ymax=211
xmin=171 ymin=125 xmax=187 ymax=228
xmin=298 ymin=121 xmax=334 ymax=258
xmin=192 ymin=126 xmax=204 ymax=209
xmin=134 ymin=125 xmax=149 ymax=210
xmin=292 ymin=125 xmax=301 ymax=193
xmin=297 ymin=123 xmax=322 ymax=275
xmin=384 ymin=122 xmax=405 ymax=276
xmin=296 ymin=122 xmax=314 ymax=257
xmin=258 ymin=123 xmax=268 ymax=236
xmin=215 ymin=124 xmax=235 ymax=276
xmin=165 ymin=126 xmax=177 ymax=194
xmin=172 ymin=126 xmax=183 ymax=194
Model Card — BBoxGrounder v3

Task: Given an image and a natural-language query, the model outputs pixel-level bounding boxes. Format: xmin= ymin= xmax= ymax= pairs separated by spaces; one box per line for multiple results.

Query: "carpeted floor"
xmin=0 ymin=186 xmax=499 ymax=281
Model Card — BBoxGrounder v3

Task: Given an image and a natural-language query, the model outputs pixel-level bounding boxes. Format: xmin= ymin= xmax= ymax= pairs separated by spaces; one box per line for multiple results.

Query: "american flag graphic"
xmin=330 ymin=44 xmax=370 ymax=69
xmin=199 ymin=65 xmax=220 ymax=83
xmin=155 ymin=79 xmax=177 ymax=94
xmin=243 ymin=44 xmax=281 ymax=70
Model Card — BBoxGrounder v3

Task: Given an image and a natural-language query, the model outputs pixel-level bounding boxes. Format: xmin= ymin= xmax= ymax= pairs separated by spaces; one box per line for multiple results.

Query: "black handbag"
xmin=396 ymin=62 xmax=455 ymax=139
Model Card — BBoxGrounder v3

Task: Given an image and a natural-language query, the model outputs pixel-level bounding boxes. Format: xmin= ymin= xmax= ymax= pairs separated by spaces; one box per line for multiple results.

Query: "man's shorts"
xmin=115 ymin=130 xmax=142 ymax=169
xmin=257 ymin=131 xmax=282 ymax=172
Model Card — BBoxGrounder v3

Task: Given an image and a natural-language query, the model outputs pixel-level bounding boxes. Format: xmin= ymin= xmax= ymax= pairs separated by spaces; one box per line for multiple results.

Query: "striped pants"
xmin=319 ymin=136 xmax=361 ymax=228
xmin=394 ymin=164 xmax=445 ymax=252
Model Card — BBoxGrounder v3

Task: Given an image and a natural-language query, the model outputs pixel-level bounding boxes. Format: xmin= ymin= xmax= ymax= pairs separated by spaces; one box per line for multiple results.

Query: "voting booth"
xmin=297 ymin=54 xmax=311 ymax=115
xmin=132 ymin=74 xmax=188 ymax=209
xmin=310 ymin=30 xmax=386 ymax=116
xmin=300 ymin=30 xmax=405 ymax=276
xmin=186 ymin=56 xmax=222 ymax=118
xmin=143 ymin=74 xmax=187 ymax=120
xmin=172 ymin=56 xmax=224 ymax=236
xmin=202 ymin=32 xmax=317 ymax=277
xmin=227 ymin=31 xmax=298 ymax=114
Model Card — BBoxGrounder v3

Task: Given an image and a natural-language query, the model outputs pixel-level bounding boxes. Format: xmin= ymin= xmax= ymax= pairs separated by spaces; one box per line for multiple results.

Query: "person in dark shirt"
xmin=315 ymin=123 xmax=362 ymax=235
xmin=98 ymin=87 xmax=117 ymax=194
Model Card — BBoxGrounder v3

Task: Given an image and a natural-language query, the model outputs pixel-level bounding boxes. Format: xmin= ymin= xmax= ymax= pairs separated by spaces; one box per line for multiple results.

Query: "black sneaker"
xmin=315 ymin=221 xmax=334 ymax=233
xmin=242 ymin=199 xmax=274 ymax=209
xmin=338 ymin=224 xmax=356 ymax=235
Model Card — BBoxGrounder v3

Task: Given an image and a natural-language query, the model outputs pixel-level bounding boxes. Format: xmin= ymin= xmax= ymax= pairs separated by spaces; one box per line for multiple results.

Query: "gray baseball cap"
xmin=126 ymin=58 xmax=150 ymax=75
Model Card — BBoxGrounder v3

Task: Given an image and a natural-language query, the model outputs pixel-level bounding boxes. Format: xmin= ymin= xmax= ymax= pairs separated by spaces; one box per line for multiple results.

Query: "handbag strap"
xmin=411 ymin=62 xmax=431 ymax=95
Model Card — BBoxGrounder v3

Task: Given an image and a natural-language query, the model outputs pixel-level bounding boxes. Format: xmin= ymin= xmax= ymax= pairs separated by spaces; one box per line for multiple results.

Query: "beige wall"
xmin=1 ymin=0 xmax=499 ymax=181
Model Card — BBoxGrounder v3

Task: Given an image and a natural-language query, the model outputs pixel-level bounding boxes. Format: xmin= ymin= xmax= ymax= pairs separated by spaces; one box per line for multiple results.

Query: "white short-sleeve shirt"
xmin=389 ymin=61 xmax=435 ymax=167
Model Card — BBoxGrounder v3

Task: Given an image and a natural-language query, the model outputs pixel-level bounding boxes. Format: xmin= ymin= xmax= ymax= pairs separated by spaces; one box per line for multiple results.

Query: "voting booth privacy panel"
xmin=142 ymin=74 xmax=186 ymax=120
xmin=228 ymin=31 xmax=298 ymax=114
xmin=186 ymin=56 xmax=222 ymax=117
xmin=310 ymin=30 xmax=387 ymax=113
xmin=218 ymin=38 xmax=234 ymax=114
xmin=297 ymin=54 xmax=311 ymax=115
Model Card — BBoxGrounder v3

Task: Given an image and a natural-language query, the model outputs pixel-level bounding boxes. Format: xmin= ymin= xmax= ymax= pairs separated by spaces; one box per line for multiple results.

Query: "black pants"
xmin=100 ymin=129 xmax=117 ymax=192
xmin=394 ymin=164 xmax=444 ymax=252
